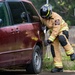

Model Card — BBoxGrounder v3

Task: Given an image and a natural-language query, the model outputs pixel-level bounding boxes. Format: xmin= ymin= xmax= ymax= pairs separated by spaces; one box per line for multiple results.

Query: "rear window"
xmin=8 ymin=2 xmax=28 ymax=24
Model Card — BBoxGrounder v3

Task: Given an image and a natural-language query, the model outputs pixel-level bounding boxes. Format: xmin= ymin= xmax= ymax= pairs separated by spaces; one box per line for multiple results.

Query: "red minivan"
xmin=0 ymin=0 xmax=45 ymax=74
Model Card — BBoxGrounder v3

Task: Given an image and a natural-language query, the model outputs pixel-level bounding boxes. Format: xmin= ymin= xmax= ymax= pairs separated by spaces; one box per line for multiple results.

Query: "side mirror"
xmin=0 ymin=19 xmax=3 ymax=25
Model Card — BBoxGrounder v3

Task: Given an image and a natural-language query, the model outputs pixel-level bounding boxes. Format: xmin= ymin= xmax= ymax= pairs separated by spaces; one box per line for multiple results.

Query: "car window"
xmin=8 ymin=2 xmax=28 ymax=25
xmin=0 ymin=2 xmax=9 ymax=27
xmin=23 ymin=2 xmax=39 ymax=23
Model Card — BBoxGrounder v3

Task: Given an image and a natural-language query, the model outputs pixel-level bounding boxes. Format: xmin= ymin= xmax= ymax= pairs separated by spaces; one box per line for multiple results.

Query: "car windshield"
xmin=0 ymin=2 xmax=9 ymax=26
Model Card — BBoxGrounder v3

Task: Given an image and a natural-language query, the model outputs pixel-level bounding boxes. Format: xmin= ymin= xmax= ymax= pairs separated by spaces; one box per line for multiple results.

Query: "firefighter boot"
xmin=51 ymin=67 xmax=63 ymax=73
xmin=70 ymin=53 xmax=75 ymax=61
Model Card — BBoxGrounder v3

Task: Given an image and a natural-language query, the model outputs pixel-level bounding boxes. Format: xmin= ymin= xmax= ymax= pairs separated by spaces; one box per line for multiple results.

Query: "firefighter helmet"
xmin=40 ymin=4 xmax=52 ymax=19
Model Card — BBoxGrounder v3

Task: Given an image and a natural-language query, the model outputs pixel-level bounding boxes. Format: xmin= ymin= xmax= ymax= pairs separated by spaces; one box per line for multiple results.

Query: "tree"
xmin=52 ymin=0 xmax=75 ymax=25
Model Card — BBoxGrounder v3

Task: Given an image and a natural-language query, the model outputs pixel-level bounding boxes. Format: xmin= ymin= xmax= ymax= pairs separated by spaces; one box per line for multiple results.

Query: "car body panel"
xmin=0 ymin=0 xmax=45 ymax=69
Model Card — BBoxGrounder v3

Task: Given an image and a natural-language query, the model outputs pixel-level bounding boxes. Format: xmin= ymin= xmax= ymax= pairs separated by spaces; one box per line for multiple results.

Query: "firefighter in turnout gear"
xmin=40 ymin=4 xmax=75 ymax=73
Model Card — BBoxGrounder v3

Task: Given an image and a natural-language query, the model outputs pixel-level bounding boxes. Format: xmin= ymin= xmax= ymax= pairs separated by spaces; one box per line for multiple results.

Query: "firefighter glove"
xmin=44 ymin=39 xmax=52 ymax=46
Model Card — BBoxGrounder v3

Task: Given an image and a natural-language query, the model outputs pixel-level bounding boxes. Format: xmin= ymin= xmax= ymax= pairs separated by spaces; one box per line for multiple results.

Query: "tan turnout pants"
xmin=51 ymin=31 xmax=74 ymax=68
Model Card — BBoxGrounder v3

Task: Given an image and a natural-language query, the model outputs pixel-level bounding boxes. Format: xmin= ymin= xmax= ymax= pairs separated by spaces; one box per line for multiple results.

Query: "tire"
xmin=26 ymin=45 xmax=42 ymax=74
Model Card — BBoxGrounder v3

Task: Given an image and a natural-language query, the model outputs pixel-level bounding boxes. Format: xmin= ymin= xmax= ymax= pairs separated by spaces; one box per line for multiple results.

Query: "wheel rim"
xmin=34 ymin=51 xmax=41 ymax=70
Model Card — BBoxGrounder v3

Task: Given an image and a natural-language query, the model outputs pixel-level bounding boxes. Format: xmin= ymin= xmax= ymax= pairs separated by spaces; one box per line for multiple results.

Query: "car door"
xmin=7 ymin=1 xmax=32 ymax=65
xmin=7 ymin=1 xmax=41 ymax=65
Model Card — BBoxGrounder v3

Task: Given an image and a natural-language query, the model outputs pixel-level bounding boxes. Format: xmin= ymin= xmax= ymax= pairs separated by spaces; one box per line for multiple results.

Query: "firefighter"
xmin=40 ymin=4 xmax=75 ymax=73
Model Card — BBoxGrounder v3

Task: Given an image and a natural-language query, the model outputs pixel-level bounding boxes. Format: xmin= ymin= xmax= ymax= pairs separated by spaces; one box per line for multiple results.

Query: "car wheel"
xmin=26 ymin=45 xmax=42 ymax=74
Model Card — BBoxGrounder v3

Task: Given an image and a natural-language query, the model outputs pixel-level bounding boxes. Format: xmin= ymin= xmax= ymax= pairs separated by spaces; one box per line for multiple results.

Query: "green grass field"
xmin=42 ymin=47 xmax=75 ymax=71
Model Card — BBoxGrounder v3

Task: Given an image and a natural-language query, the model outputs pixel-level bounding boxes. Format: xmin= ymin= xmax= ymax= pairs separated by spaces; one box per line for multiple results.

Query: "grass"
xmin=62 ymin=55 xmax=75 ymax=70
xmin=42 ymin=50 xmax=75 ymax=71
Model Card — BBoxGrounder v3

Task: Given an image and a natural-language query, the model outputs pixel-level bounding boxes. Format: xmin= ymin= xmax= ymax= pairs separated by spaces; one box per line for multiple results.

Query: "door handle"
xmin=16 ymin=28 xmax=19 ymax=33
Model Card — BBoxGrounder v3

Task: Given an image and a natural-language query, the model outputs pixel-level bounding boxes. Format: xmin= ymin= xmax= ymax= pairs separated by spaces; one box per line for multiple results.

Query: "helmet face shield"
xmin=40 ymin=4 xmax=52 ymax=19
